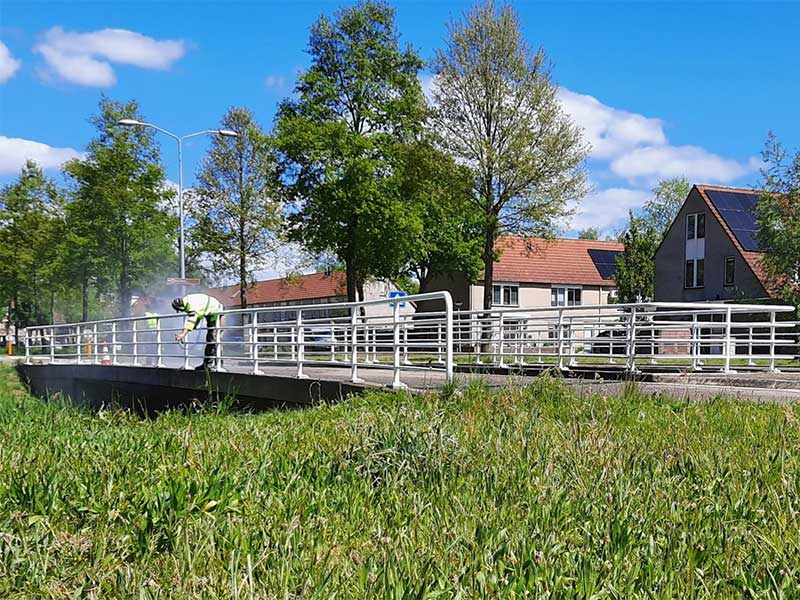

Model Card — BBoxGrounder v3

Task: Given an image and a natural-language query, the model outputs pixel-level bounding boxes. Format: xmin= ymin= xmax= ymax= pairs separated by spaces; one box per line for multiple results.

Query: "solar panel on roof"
xmin=587 ymin=248 xmax=621 ymax=280
xmin=704 ymin=189 xmax=762 ymax=252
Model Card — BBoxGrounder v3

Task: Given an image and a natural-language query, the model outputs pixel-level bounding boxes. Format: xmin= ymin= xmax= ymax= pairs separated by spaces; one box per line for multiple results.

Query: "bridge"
xmin=18 ymin=292 xmax=800 ymax=410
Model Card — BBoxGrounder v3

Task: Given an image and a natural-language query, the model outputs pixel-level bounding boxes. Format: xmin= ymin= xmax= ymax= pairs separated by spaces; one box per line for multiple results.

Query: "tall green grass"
xmin=1 ymin=366 xmax=799 ymax=598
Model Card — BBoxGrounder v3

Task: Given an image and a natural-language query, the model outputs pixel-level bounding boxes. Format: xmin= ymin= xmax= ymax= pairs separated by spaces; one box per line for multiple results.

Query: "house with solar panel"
xmin=425 ymin=236 xmax=624 ymax=311
xmin=654 ymin=184 xmax=771 ymax=302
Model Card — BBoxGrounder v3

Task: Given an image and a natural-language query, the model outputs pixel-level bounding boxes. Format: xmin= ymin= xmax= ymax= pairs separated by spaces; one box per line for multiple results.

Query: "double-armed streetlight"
xmin=116 ymin=119 xmax=238 ymax=280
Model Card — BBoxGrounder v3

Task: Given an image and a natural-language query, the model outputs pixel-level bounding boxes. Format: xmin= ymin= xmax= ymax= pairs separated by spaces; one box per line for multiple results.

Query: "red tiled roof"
xmin=489 ymin=236 xmax=624 ymax=286
xmin=208 ymin=272 xmax=347 ymax=307
xmin=694 ymin=184 xmax=773 ymax=296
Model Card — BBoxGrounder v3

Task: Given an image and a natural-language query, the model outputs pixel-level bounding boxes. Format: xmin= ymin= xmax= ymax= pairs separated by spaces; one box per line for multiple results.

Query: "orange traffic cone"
xmin=102 ymin=345 xmax=112 ymax=366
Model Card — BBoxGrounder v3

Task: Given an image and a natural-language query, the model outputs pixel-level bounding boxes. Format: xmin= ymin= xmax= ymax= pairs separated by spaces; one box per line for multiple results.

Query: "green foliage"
xmin=431 ymin=1 xmax=588 ymax=309
xmin=578 ymin=227 xmax=599 ymax=240
xmin=62 ymin=98 xmax=177 ymax=318
xmin=0 ymin=161 xmax=63 ymax=330
xmin=389 ymin=141 xmax=484 ymax=289
xmin=275 ymin=0 xmax=426 ymax=301
xmin=615 ymin=211 xmax=659 ymax=302
xmin=642 ymin=176 xmax=691 ymax=238
xmin=757 ymin=132 xmax=800 ymax=306
xmin=190 ymin=107 xmax=281 ymax=307
xmin=3 ymin=364 xmax=800 ymax=596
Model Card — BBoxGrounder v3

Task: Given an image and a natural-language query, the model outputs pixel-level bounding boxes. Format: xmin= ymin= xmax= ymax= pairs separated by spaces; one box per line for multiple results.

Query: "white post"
xmin=769 ymin=311 xmax=778 ymax=372
xmin=182 ymin=326 xmax=189 ymax=370
xmin=76 ymin=325 xmax=82 ymax=364
xmin=132 ymin=321 xmax=139 ymax=367
xmin=329 ymin=323 xmax=337 ymax=363
xmin=111 ymin=322 xmax=118 ymax=366
xmin=626 ymin=307 xmax=638 ymax=372
xmin=93 ymin=324 xmax=99 ymax=365
xmin=691 ymin=313 xmax=699 ymax=370
xmin=747 ymin=326 xmax=754 ymax=367
xmin=252 ymin=312 xmax=263 ymax=375
xmin=50 ymin=327 xmax=55 ymax=363
xmin=391 ymin=300 xmax=405 ymax=389
xmin=364 ymin=324 xmax=373 ymax=364
xmin=24 ymin=327 xmax=30 ymax=364
xmin=350 ymin=307 xmax=363 ymax=383
xmin=214 ymin=317 xmax=225 ymax=372
xmin=290 ymin=327 xmax=296 ymax=361
xmin=296 ymin=310 xmax=307 ymax=379
xmin=497 ymin=312 xmax=505 ymax=367
xmin=435 ymin=322 xmax=444 ymax=365
xmin=156 ymin=317 xmax=164 ymax=368
xmin=273 ymin=326 xmax=279 ymax=361
xmin=402 ymin=319 xmax=411 ymax=366
xmin=724 ymin=306 xmax=733 ymax=374
xmin=444 ymin=293 xmax=454 ymax=383
xmin=557 ymin=309 xmax=566 ymax=370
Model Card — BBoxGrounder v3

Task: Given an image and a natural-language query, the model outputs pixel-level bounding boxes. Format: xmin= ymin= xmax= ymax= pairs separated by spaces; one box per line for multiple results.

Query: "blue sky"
xmin=1 ymin=0 xmax=799 ymax=237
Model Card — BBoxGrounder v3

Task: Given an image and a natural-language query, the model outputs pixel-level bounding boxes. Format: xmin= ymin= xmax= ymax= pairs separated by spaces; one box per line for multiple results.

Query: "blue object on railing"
xmin=389 ymin=290 xmax=406 ymax=308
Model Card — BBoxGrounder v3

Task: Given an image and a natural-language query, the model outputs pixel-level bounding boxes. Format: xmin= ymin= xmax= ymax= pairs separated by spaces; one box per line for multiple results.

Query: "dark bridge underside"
xmin=16 ymin=364 xmax=370 ymax=414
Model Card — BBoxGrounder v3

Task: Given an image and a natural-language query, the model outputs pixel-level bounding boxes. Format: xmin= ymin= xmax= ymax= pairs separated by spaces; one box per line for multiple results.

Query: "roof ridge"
xmin=696 ymin=183 xmax=762 ymax=194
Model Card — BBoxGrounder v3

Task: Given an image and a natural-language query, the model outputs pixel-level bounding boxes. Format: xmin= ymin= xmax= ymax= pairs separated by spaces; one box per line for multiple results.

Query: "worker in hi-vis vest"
xmin=172 ymin=294 xmax=225 ymax=369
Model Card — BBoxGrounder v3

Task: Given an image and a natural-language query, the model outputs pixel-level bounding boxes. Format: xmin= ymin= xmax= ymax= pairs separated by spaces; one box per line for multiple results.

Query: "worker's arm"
xmin=184 ymin=311 xmax=201 ymax=331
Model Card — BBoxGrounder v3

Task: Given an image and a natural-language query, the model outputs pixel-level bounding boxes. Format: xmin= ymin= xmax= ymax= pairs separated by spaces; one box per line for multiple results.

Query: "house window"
xmin=685 ymin=258 xmax=705 ymax=288
xmin=492 ymin=283 xmax=519 ymax=306
xmin=725 ymin=256 xmax=735 ymax=286
xmin=551 ymin=286 xmax=582 ymax=307
xmin=687 ymin=213 xmax=705 ymax=240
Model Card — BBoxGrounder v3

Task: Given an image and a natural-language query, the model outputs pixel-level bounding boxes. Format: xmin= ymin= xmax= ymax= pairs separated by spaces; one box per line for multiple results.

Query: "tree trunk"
xmin=120 ymin=238 xmax=130 ymax=319
xmin=345 ymin=257 xmax=357 ymax=303
xmin=50 ymin=290 xmax=55 ymax=326
xmin=239 ymin=253 xmax=248 ymax=310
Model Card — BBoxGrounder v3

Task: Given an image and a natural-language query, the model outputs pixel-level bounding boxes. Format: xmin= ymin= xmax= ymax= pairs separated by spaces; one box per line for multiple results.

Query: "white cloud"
xmin=0 ymin=41 xmax=21 ymax=83
xmin=569 ymin=187 xmax=651 ymax=233
xmin=0 ymin=136 xmax=81 ymax=175
xmin=610 ymin=145 xmax=761 ymax=184
xmin=419 ymin=74 xmax=435 ymax=101
xmin=34 ymin=26 xmax=187 ymax=87
xmin=264 ymin=75 xmax=287 ymax=91
xmin=558 ymin=88 xmax=666 ymax=160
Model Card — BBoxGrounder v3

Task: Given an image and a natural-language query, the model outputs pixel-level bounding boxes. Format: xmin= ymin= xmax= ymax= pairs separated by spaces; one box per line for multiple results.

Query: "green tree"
xmin=431 ymin=0 xmax=588 ymax=312
xmin=274 ymin=0 xmax=426 ymax=302
xmin=642 ymin=176 xmax=691 ymax=238
xmin=578 ymin=227 xmax=599 ymax=240
xmin=190 ymin=107 xmax=281 ymax=308
xmin=390 ymin=141 xmax=484 ymax=292
xmin=756 ymin=132 xmax=800 ymax=306
xmin=614 ymin=212 xmax=659 ymax=303
xmin=0 ymin=160 xmax=63 ymax=338
xmin=63 ymin=98 xmax=176 ymax=318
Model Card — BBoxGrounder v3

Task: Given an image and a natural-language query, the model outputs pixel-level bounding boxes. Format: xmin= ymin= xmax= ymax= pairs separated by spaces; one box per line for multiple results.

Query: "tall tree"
xmin=190 ymin=107 xmax=281 ymax=308
xmin=642 ymin=176 xmax=691 ymax=238
xmin=0 ymin=160 xmax=63 ymax=338
xmin=578 ymin=227 xmax=599 ymax=240
xmin=431 ymin=1 xmax=588 ymax=312
xmin=63 ymin=98 xmax=176 ymax=318
xmin=756 ymin=132 xmax=800 ymax=306
xmin=275 ymin=0 xmax=426 ymax=301
xmin=390 ymin=141 xmax=484 ymax=291
xmin=614 ymin=212 xmax=659 ymax=303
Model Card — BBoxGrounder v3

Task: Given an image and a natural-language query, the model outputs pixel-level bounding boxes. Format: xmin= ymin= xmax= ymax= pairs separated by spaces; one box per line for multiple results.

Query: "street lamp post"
xmin=116 ymin=119 xmax=238 ymax=280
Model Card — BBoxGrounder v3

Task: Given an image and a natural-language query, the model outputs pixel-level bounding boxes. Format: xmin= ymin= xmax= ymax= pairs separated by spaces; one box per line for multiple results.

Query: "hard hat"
xmin=171 ymin=297 xmax=185 ymax=311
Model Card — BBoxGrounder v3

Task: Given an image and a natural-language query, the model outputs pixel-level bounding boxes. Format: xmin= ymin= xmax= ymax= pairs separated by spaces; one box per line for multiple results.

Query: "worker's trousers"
xmin=203 ymin=315 xmax=220 ymax=366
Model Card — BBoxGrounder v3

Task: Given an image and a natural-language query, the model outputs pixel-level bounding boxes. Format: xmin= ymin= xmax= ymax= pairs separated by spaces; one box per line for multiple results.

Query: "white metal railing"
xmin=22 ymin=291 xmax=454 ymax=389
xmin=22 ymin=298 xmax=800 ymax=386
xmin=450 ymin=302 xmax=799 ymax=373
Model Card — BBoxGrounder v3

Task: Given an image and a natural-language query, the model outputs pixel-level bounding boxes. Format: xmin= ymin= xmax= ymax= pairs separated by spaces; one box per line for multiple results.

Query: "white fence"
xmin=23 ymin=295 xmax=800 ymax=388
xmin=24 ymin=291 xmax=454 ymax=389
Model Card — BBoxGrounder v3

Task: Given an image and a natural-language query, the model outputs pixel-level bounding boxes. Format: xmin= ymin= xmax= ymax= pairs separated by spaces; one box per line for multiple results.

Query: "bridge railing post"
xmin=724 ymin=306 xmax=733 ymax=373
xmin=350 ymin=307 xmax=363 ymax=384
xmin=132 ymin=321 xmax=139 ymax=367
xmin=626 ymin=307 xmax=638 ymax=372
xmin=156 ymin=317 xmax=164 ymax=368
xmin=444 ymin=292 xmax=454 ymax=383
xmin=182 ymin=324 xmax=189 ymax=370
xmin=252 ymin=312 xmax=263 ymax=375
xmin=112 ymin=322 xmax=118 ymax=366
xmin=496 ymin=312 xmax=505 ymax=367
xmin=24 ymin=327 xmax=30 ymax=364
xmin=769 ymin=311 xmax=778 ymax=372
xmin=76 ymin=325 xmax=82 ymax=364
xmin=557 ymin=309 xmax=566 ymax=370
xmin=214 ymin=316 xmax=225 ymax=372
xmin=296 ymin=309 xmax=307 ymax=379
xmin=50 ymin=326 xmax=55 ymax=363
xmin=392 ymin=300 xmax=404 ymax=389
